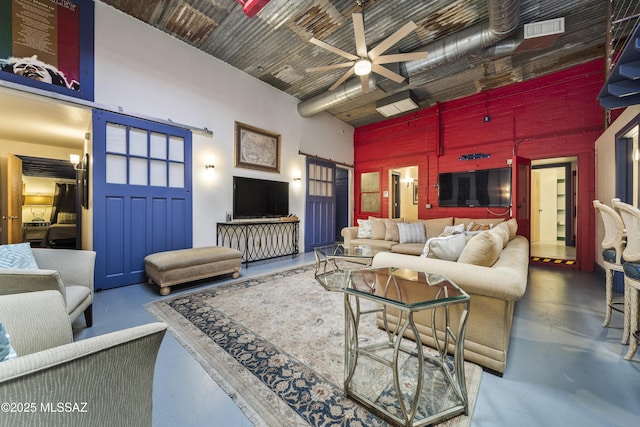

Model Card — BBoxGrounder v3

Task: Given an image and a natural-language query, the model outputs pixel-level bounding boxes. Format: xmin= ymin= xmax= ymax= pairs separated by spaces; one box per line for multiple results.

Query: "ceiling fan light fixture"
xmin=354 ymin=58 xmax=372 ymax=76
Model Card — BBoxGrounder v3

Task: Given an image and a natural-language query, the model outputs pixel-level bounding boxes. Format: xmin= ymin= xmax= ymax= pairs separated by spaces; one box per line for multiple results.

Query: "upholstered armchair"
xmin=0 ymin=248 xmax=95 ymax=327
xmin=0 ymin=291 xmax=167 ymax=426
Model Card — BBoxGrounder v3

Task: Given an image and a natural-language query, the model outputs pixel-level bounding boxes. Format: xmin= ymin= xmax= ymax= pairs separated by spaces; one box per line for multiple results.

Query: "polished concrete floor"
xmin=530 ymin=240 xmax=577 ymax=260
xmin=74 ymin=253 xmax=640 ymax=427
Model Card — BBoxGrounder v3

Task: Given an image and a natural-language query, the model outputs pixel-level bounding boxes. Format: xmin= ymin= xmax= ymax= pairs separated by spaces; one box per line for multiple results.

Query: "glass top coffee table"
xmin=342 ymin=266 xmax=470 ymax=426
xmin=313 ymin=244 xmax=382 ymax=291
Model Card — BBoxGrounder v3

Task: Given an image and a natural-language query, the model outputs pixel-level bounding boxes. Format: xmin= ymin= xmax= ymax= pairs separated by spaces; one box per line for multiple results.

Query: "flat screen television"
xmin=233 ymin=176 xmax=289 ymax=219
xmin=438 ymin=167 xmax=511 ymax=207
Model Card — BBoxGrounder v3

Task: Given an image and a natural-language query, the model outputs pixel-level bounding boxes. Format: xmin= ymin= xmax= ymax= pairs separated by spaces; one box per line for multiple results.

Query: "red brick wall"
xmin=353 ymin=58 xmax=606 ymax=271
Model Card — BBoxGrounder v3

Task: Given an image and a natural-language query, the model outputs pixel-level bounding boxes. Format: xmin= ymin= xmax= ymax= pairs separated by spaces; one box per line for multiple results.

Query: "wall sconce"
xmin=69 ymin=153 xmax=82 ymax=170
xmin=292 ymin=172 xmax=302 ymax=189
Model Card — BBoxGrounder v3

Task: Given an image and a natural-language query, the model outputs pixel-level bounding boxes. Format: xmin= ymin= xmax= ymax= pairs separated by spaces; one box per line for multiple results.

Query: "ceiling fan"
xmin=305 ymin=1 xmax=427 ymax=94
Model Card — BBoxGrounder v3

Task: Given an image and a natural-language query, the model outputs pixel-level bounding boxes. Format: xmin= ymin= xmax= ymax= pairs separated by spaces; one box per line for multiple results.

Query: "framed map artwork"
xmin=235 ymin=122 xmax=281 ymax=173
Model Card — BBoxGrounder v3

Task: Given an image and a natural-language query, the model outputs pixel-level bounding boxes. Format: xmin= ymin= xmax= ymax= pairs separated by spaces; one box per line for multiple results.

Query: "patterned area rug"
xmin=146 ymin=263 xmax=482 ymax=426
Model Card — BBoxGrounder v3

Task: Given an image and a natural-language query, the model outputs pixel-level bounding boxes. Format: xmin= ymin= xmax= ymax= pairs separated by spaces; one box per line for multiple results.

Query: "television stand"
xmin=216 ymin=220 xmax=299 ymax=265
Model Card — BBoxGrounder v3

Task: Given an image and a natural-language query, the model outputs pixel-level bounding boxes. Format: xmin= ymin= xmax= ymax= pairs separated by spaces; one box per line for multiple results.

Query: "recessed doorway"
xmin=530 ymin=157 xmax=577 ymax=261
xmin=389 ymin=166 xmax=418 ymax=220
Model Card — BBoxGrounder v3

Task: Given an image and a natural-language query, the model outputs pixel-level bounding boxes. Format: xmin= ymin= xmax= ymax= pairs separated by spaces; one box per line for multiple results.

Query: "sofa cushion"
xmin=397 ymin=222 xmax=426 ymax=244
xmin=357 ymin=219 xmax=372 ymax=238
xmin=420 ymin=233 xmax=467 ymax=261
xmin=0 ymin=243 xmax=39 ymax=270
xmin=391 ymin=243 xmax=425 ymax=256
xmin=458 ymin=231 xmax=503 ymax=267
xmin=369 ymin=217 xmax=386 ymax=240
xmin=384 ymin=219 xmax=401 ymax=241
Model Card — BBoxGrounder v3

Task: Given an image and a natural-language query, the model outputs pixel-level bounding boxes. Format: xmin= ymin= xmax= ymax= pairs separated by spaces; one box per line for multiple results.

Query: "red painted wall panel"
xmin=353 ymin=58 xmax=606 ymax=271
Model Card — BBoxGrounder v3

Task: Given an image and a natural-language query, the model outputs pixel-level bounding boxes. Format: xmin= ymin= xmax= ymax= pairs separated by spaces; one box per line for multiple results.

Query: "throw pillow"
xmin=491 ymin=223 xmax=510 ymax=248
xmin=420 ymin=233 xmax=467 ymax=261
xmin=454 ymin=217 xmax=505 ymax=229
xmin=0 ymin=243 xmax=39 ymax=270
xmin=356 ymin=219 xmax=372 ymax=238
xmin=369 ymin=217 xmax=386 ymax=240
xmin=384 ymin=219 xmax=401 ymax=241
xmin=0 ymin=322 xmax=17 ymax=362
xmin=397 ymin=222 xmax=426 ymax=244
xmin=442 ymin=224 xmax=465 ymax=235
xmin=57 ymin=212 xmax=77 ymax=224
xmin=457 ymin=231 xmax=502 ymax=267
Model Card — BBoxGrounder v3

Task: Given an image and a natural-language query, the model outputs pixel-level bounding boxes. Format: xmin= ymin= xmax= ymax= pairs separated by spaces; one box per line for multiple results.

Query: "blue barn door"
xmin=305 ymin=159 xmax=336 ymax=252
xmin=92 ymin=110 xmax=192 ymax=290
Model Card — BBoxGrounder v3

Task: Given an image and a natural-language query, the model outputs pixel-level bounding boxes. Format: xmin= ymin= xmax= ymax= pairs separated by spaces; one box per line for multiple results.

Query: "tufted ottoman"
xmin=144 ymin=246 xmax=242 ymax=295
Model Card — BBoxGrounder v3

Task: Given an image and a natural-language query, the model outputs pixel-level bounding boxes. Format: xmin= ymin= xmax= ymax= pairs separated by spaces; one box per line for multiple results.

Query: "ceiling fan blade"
xmin=306 ymin=62 xmax=355 ymax=73
xmin=372 ymin=63 xmax=405 ymax=84
xmin=368 ymin=21 xmax=418 ymax=60
xmin=374 ymin=51 xmax=428 ymax=65
xmin=352 ymin=13 xmax=368 ymax=58
xmin=329 ymin=67 xmax=355 ymax=91
xmin=360 ymin=75 xmax=369 ymax=94
xmin=309 ymin=37 xmax=359 ymax=61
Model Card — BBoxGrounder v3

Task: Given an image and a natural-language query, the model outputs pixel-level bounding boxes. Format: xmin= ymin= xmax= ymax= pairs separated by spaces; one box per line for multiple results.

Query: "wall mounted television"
xmin=438 ymin=167 xmax=512 ymax=207
xmin=233 ymin=176 xmax=289 ymax=219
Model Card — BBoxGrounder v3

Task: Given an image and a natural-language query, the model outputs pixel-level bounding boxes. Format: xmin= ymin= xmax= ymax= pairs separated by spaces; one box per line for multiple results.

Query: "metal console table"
xmin=216 ymin=219 xmax=299 ymax=265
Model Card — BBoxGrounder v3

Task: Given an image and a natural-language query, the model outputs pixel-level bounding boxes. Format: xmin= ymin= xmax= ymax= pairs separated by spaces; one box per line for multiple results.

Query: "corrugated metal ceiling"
xmin=100 ymin=0 xmax=609 ymax=127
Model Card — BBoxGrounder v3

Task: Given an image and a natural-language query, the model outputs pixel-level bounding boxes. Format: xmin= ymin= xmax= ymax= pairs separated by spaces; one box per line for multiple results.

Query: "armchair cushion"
xmin=0 ymin=243 xmax=38 ymax=270
xmin=0 ymin=291 xmax=72 ymax=356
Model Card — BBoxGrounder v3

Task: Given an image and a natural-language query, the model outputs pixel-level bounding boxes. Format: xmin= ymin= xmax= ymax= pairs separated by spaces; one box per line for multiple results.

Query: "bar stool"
xmin=593 ymin=200 xmax=626 ymax=331
xmin=612 ymin=199 xmax=640 ymax=360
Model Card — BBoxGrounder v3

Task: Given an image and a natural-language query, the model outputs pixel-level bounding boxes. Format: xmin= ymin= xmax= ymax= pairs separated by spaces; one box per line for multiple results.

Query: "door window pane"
xmin=169 ymin=163 xmax=184 ymax=188
xmin=106 ymin=123 xmax=127 ymax=154
xmin=150 ymin=160 xmax=167 ymax=187
xmin=361 ymin=172 xmax=380 ymax=192
xmin=360 ymin=171 xmax=380 ymax=212
xmin=129 ymin=157 xmax=148 ymax=185
xmin=106 ymin=154 xmax=127 ymax=184
xmin=150 ymin=132 xmax=167 ymax=159
xmin=169 ymin=136 xmax=184 ymax=162
xmin=129 ymin=128 xmax=148 ymax=157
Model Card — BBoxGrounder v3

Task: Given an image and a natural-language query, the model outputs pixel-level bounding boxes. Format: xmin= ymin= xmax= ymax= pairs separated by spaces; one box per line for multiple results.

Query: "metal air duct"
xmin=297 ymin=0 xmax=520 ymax=118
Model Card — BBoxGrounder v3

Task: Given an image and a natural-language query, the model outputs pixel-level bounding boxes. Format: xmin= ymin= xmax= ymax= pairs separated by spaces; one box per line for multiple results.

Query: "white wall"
xmin=594 ymin=105 xmax=640 ymax=268
xmin=93 ymin=2 xmax=354 ymax=248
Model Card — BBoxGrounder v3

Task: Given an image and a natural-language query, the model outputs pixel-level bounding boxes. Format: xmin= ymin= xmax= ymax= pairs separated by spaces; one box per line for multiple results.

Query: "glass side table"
xmin=342 ymin=267 xmax=470 ymax=427
xmin=313 ymin=244 xmax=381 ymax=291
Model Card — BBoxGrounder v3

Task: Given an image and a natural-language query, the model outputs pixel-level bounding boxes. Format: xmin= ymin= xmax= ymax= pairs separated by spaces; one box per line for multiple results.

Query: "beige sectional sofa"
xmin=341 ymin=216 xmax=529 ymax=374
